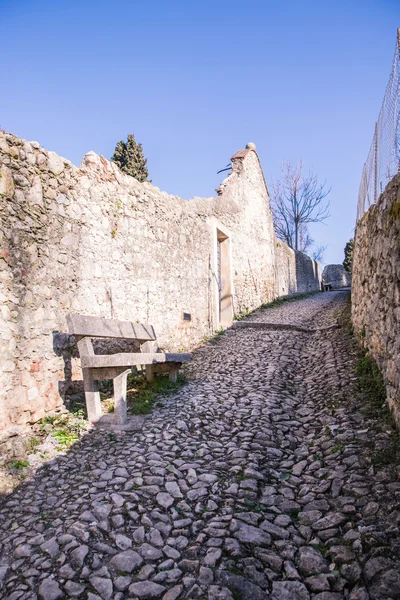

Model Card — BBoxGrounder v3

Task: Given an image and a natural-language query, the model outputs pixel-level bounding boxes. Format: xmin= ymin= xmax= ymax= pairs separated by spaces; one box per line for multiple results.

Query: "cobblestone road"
xmin=1 ymin=292 xmax=400 ymax=600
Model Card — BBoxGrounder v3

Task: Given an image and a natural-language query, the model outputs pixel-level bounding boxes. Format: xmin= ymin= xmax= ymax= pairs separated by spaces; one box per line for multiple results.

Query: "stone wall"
xmin=295 ymin=251 xmax=322 ymax=294
xmin=352 ymin=173 xmax=400 ymax=425
xmin=275 ymin=242 xmax=321 ymax=297
xmin=0 ymin=131 xmax=321 ymax=432
xmin=322 ymin=264 xmax=351 ymax=288
xmin=274 ymin=242 xmax=297 ymax=296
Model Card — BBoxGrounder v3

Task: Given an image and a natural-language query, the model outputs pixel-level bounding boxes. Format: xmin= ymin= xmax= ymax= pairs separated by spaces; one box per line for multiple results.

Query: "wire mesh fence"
xmin=357 ymin=30 xmax=400 ymax=221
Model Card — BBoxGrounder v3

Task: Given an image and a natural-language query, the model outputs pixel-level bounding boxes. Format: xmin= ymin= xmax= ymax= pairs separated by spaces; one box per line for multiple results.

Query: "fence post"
xmin=398 ymin=29 xmax=400 ymax=173
xmin=374 ymin=122 xmax=379 ymax=204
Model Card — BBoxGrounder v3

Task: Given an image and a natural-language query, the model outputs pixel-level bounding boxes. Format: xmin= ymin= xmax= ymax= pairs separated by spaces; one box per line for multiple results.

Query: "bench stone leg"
xmin=145 ymin=365 xmax=154 ymax=382
xmin=82 ymin=368 xmax=102 ymax=423
xmin=169 ymin=369 xmax=178 ymax=383
xmin=113 ymin=369 xmax=130 ymax=425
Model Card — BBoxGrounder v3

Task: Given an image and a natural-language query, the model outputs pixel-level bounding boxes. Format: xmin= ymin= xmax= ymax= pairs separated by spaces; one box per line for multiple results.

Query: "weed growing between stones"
xmin=230 ymin=588 xmax=242 ymax=600
xmin=209 ymin=328 xmax=226 ymax=344
xmin=243 ymin=498 xmax=268 ymax=513
xmin=38 ymin=411 xmax=88 ymax=448
xmin=200 ymin=327 xmax=228 ymax=343
xmin=233 ymin=308 xmax=254 ymax=321
xmin=330 ymin=440 xmax=345 ymax=454
xmin=9 ymin=459 xmax=29 ymax=470
xmin=259 ymin=290 xmax=321 ymax=311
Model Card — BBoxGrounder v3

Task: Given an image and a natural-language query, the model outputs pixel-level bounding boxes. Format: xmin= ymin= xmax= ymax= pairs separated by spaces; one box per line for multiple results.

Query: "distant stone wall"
xmin=322 ymin=264 xmax=351 ymax=288
xmin=295 ymin=251 xmax=322 ymax=293
xmin=275 ymin=242 xmax=321 ymax=297
xmin=0 ymin=132 xmax=321 ymax=432
xmin=352 ymin=173 xmax=400 ymax=425
xmin=274 ymin=242 xmax=297 ymax=296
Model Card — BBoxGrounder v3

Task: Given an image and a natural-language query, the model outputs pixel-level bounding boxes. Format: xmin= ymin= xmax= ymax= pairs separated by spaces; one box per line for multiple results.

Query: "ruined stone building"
xmin=322 ymin=264 xmax=351 ymax=289
xmin=0 ymin=132 xmax=321 ymax=434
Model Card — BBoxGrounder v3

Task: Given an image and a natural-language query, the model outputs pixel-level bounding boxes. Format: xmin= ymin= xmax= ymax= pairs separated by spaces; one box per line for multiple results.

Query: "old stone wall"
xmin=274 ymin=242 xmax=321 ymax=297
xmin=352 ymin=173 xmax=400 ymax=425
xmin=274 ymin=241 xmax=297 ymax=296
xmin=0 ymin=132 xmax=321 ymax=432
xmin=295 ymin=251 xmax=322 ymax=294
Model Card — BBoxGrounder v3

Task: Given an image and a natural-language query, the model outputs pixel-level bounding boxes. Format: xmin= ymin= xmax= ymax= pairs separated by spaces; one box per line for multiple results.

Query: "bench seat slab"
xmin=81 ymin=352 xmax=191 ymax=369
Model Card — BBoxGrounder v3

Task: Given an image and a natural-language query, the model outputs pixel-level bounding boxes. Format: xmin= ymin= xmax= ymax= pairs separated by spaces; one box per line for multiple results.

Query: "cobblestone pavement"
xmin=1 ymin=291 xmax=400 ymax=600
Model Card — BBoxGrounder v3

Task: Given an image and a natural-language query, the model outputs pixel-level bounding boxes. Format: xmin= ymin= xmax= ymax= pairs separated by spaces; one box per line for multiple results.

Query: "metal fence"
xmin=357 ymin=29 xmax=400 ymax=221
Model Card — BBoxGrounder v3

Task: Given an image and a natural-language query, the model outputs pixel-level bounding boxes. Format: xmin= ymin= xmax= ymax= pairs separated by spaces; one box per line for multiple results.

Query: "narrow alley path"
xmin=1 ymin=292 xmax=399 ymax=600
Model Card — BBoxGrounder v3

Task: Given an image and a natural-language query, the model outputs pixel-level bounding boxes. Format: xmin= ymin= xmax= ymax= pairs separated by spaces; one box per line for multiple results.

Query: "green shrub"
xmin=126 ymin=372 xmax=187 ymax=415
xmin=356 ymin=353 xmax=386 ymax=417
xmin=10 ymin=459 xmax=29 ymax=470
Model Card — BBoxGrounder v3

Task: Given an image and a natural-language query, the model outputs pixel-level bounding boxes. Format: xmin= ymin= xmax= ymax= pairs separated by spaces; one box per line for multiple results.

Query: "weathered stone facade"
xmin=352 ymin=173 xmax=400 ymax=425
xmin=275 ymin=242 xmax=322 ymax=297
xmin=322 ymin=264 xmax=351 ymax=289
xmin=0 ymin=132 xmax=321 ymax=432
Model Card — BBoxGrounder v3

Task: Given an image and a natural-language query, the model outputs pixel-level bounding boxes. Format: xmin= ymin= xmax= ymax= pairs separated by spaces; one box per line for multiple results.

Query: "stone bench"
xmin=66 ymin=314 xmax=191 ymax=424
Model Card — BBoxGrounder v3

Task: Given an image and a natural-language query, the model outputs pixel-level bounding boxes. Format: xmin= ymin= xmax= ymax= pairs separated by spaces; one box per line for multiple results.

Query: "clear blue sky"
xmin=1 ymin=0 xmax=399 ymax=265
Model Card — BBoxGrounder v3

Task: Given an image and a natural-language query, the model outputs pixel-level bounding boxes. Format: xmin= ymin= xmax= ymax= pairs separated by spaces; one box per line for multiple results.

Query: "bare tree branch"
xmin=312 ymin=245 xmax=327 ymax=262
xmin=270 ymin=160 xmax=331 ymax=252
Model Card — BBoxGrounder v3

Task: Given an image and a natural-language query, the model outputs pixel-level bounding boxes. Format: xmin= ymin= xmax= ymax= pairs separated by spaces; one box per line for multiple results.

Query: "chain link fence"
xmin=357 ymin=30 xmax=400 ymax=221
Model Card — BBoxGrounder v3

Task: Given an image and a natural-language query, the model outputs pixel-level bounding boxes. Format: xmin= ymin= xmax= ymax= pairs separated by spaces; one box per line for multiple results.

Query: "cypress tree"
xmin=111 ymin=134 xmax=149 ymax=182
xmin=111 ymin=140 xmax=126 ymax=171
xmin=343 ymin=238 xmax=354 ymax=273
